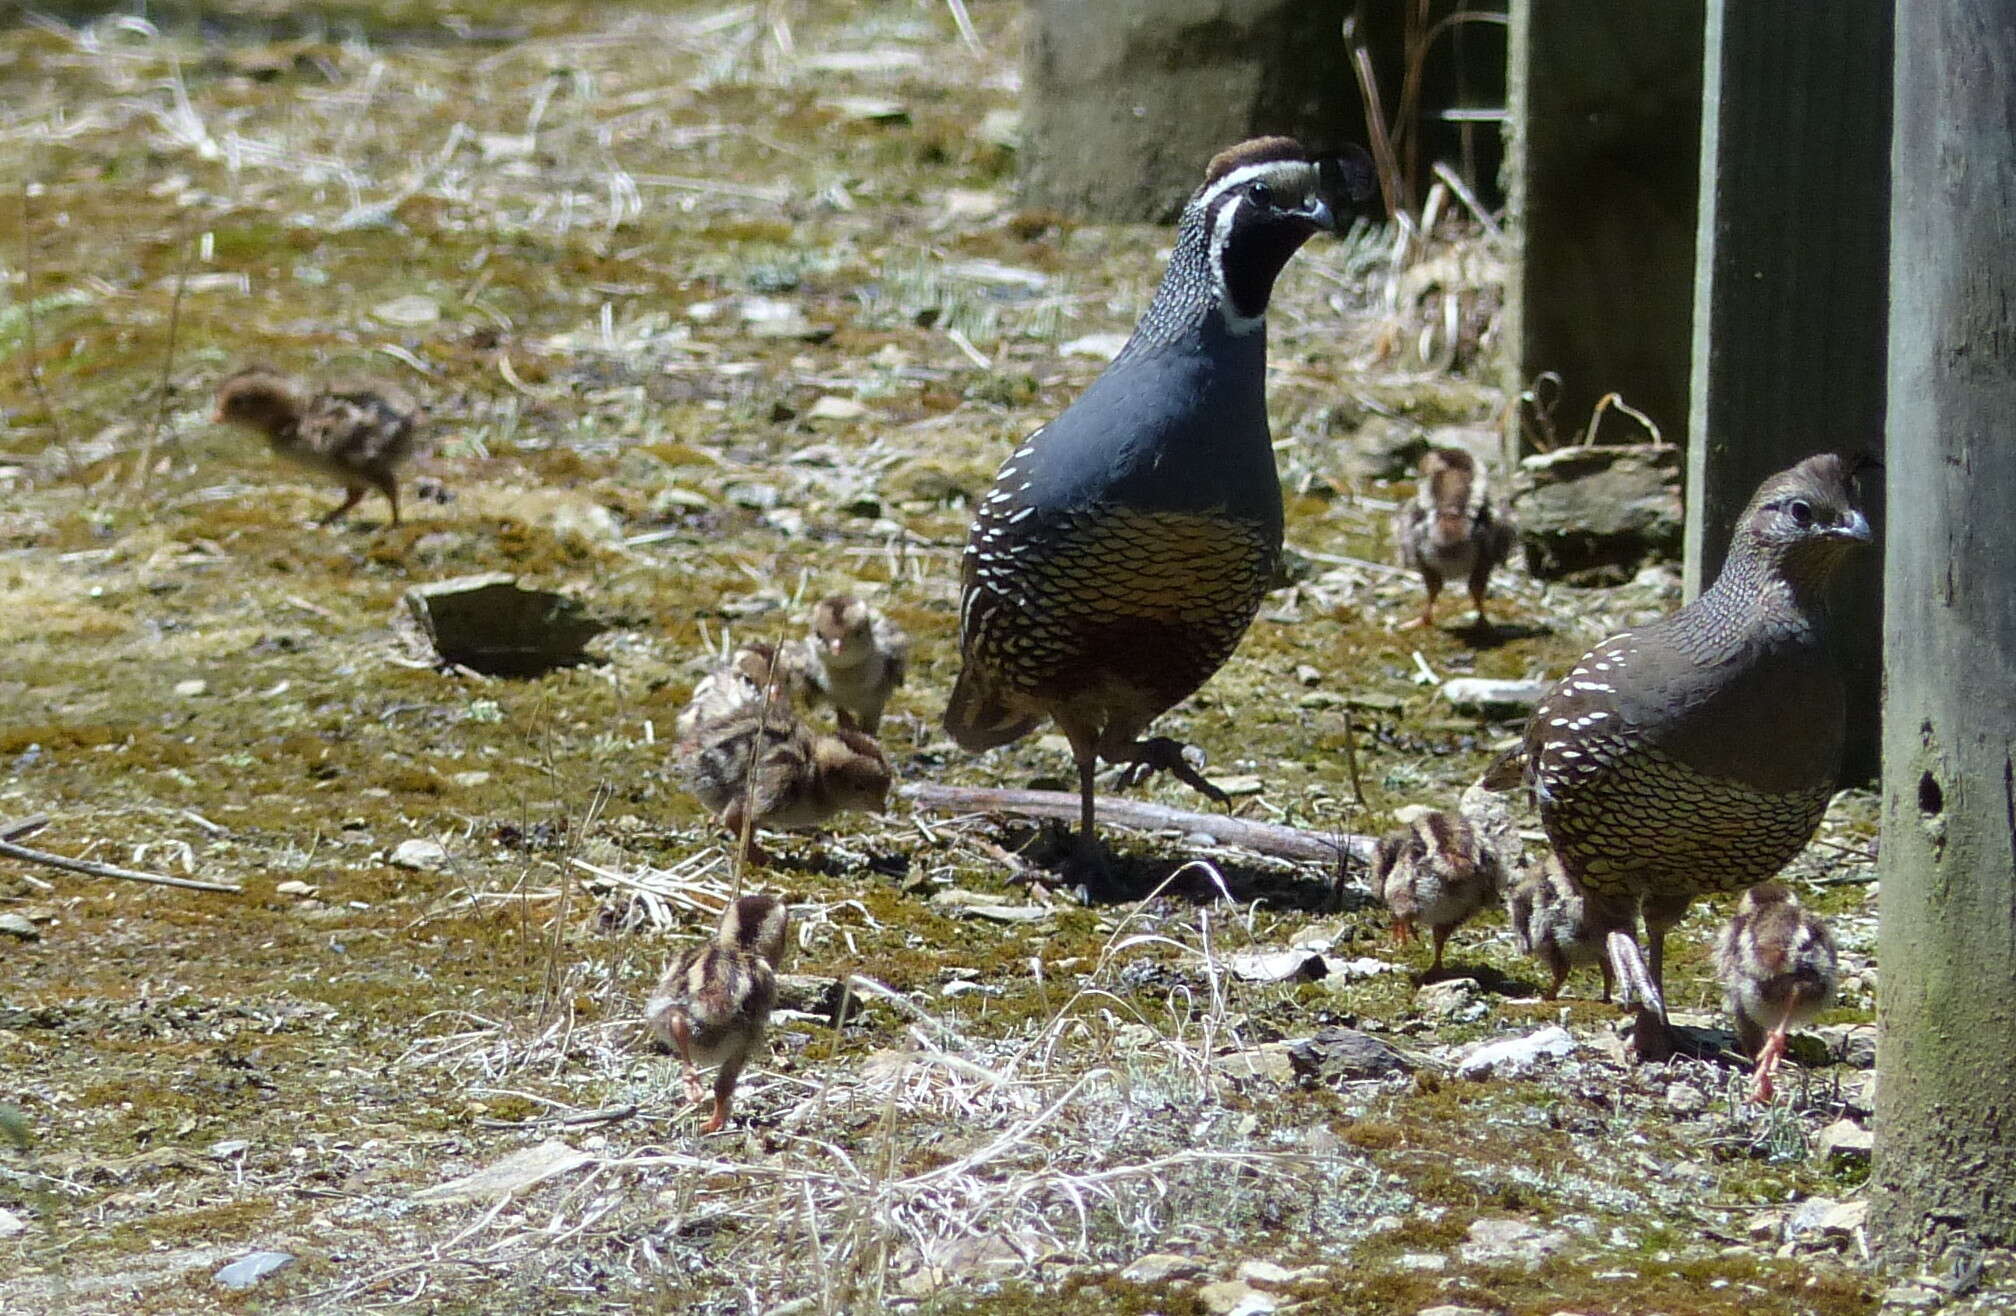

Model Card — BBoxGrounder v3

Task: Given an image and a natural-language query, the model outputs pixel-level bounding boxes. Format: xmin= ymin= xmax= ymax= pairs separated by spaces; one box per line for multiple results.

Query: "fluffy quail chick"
xmin=674 ymin=641 xmax=810 ymax=739
xmin=1375 ymin=810 xmax=1506 ymax=975
xmin=1509 ymin=855 xmax=1615 ymax=1002
xmin=1714 ymin=882 xmax=1838 ymax=1102
xmin=211 ymin=366 xmax=422 ymax=525
xmin=645 ymin=895 xmax=790 ymax=1134
xmin=675 ymin=705 xmax=891 ymax=862
xmin=802 ymin=595 xmax=908 ymax=733
xmin=1395 ymin=446 xmax=1516 ymax=630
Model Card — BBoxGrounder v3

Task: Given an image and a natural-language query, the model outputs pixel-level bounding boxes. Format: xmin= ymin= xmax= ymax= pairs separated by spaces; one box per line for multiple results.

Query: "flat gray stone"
xmin=397 ymin=574 xmax=607 ymax=676
xmin=1455 ymin=1025 xmax=1576 ymax=1079
xmin=1120 ymin=1252 xmax=1204 ymax=1285
xmin=1817 ymin=1118 xmax=1874 ymax=1160
xmin=1457 ymin=1217 xmax=1570 ymax=1268
xmin=1439 ymin=677 xmax=1551 ymax=719
xmin=389 ymin=839 xmax=449 ymax=872
xmin=1513 ymin=443 xmax=1683 ymax=583
xmin=1288 ymin=1027 xmax=1414 ymax=1082
xmin=1199 ymin=1279 xmax=1278 ymax=1315
xmin=213 ymin=1251 xmax=294 ymax=1291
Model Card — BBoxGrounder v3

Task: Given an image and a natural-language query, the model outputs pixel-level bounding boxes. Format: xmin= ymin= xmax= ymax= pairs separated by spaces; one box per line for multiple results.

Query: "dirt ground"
xmin=0 ymin=3 xmax=1915 ymax=1313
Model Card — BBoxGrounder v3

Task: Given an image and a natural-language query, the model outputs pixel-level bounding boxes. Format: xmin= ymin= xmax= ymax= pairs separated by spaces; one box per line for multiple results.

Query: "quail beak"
xmin=209 ymin=404 xmax=226 ymax=423
xmin=1294 ymin=194 xmax=1338 ymax=234
xmin=1832 ymin=509 xmax=1873 ymax=544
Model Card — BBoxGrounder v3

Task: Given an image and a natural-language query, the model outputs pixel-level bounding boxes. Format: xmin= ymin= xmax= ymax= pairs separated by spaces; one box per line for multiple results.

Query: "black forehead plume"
xmin=1202 ymin=136 xmax=1311 ymax=185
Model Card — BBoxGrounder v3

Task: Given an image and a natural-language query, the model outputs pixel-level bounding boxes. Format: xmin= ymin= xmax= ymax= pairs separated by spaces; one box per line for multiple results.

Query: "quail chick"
xmin=1374 ymin=809 xmax=1506 ymax=976
xmin=211 ymin=365 xmax=423 ymax=525
xmin=1506 ymin=452 xmax=1871 ymax=1058
xmin=675 ymin=705 xmax=891 ymax=862
xmin=1395 ymin=445 xmax=1517 ymax=629
xmin=1714 ymin=882 xmax=1838 ymax=1102
xmin=674 ymin=641 xmax=809 ymax=739
xmin=801 ymin=595 xmax=908 ymax=733
xmin=945 ymin=137 xmax=1374 ymax=869
xmin=1508 ymin=854 xmax=1614 ymax=1002
xmin=645 ymin=894 xmax=790 ymax=1134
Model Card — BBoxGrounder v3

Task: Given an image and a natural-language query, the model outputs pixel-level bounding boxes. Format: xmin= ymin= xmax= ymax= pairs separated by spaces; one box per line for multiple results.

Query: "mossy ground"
xmin=0 ymin=3 xmax=1885 ymax=1312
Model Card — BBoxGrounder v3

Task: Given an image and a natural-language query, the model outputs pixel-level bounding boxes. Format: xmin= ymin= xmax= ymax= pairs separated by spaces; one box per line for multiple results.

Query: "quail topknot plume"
xmin=211 ymin=365 xmax=424 ymax=526
xmin=645 ymin=894 xmax=790 ymax=1134
xmin=943 ymin=137 xmax=1374 ymax=870
xmin=1713 ymin=881 xmax=1838 ymax=1103
xmin=1507 ymin=452 xmax=1871 ymax=1057
xmin=1395 ymin=445 xmax=1517 ymax=630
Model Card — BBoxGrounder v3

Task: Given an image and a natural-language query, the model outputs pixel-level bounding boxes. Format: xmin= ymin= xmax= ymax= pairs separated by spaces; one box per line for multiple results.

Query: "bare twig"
xmin=1 ymin=815 xmax=51 ymax=842
xmin=899 ymin=783 xmax=1375 ymax=865
xmin=127 ymin=228 xmax=196 ymax=502
xmin=0 ymin=838 xmax=240 ymax=893
xmin=16 ymin=177 xmax=71 ymax=468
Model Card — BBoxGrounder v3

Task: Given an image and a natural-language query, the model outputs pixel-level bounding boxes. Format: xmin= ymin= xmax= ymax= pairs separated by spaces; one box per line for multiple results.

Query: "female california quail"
xmin=800 ymin=594 xmax=908 ymax=734
xmin=645 ymin=894 xmax=790 ymax=1134
xmin=1713 ymin=881 xmax=1838 ymax=1102
xmin=1510 ymin=452 xmax=1870 ymax=1058
xmin=944 ymin=137 xmax=1373 ymax=867
xmin=1394 ymin=445 xmax=1517 ymax=630
xmin=1374 ymin=808 xmax=1506 ymax=976
xmin=211 ymin=365 xmax=423 ymax=526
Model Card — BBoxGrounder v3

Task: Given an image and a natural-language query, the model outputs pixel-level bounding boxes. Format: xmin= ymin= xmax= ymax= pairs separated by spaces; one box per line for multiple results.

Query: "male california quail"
xmin=1394 ymin=445 xmax=1517 ymax=630
xmin=645 ymin=894 xmax=790 ymax=1133
xmin=944 ymin=137 xmax=1373 ymax=866
xmin=1713 ymin=881 xmax=1838 ymax=1102
xmin=212 ymin=366 xmax=423 ymax=526
xmin=1373 ymin=808 xmax=1506 ymax=976
xmin=801 ymin=595 xmax=909 ymax=734
xmin=675 ymin=704 xmax=891 ymax=863
xmin=1510 ymin=452 xmax=1870 ymax=1057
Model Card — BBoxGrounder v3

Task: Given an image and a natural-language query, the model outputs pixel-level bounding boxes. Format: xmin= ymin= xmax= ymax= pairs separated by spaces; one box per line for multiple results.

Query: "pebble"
xmin=1438 ymin=677 xmax=1551 ymax=718
xmin=1119 ymin=1252 xmax=1204 ymax=1285
xmin=1416 ymin=977 xmax=1483 ymax=1019
xmin=1227 ymin=950 xmax=1328 ymax=983
xmin=1817 ymin=1117 xmax=1874 ymax=1161
xmin=1234 ymin=1260 xmax=1296 ymax=1287
xmin=1199 ymin=1279 xmax=1278 ymax=1315
xmin=1455 ymin=1025 xmax=1577 ymax=1079
xmin=0 ymin=914 xmax=39 ymax=941
xmin=1396 ymin=1251 xmax=1446 ymax=1271
xmin=1664 ymin=1081 xmax=1710 ymax=1116
xmin=1786 ymin=1196 xmax=1867 ymax=1239
xmin=389 ymin=839 xmax=449 ymax=871
xmin=0 ymin=1207 xmax=25 ymax=1238
xmin=1419 ymin=1306 xmax=1494 ymax=1316
xmin=1457 ymin=1217 xmax=1570 ymax=1269
xmin=807 ymin=396 xmax=868 ymax=421
xmin=213 ymin=1250 xmax=295 ymax=1290
xmin=173 ymin=678 xmax=209 ymax=698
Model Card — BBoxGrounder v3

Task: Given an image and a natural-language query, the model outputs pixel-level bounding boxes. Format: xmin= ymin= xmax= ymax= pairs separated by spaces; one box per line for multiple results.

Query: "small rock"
xmin=1512 ymin=442 xmax=1684 ymax=583
xmin=396 ymin=574 xmax=607 ymax=676
xmin=0 ymin=1207 xmax=25 ymax=1238
xmin=1213 ymin=1045 xmax=1298 ymax=1086
xmin=1293 ymin=664 xmax=1322 ymax=687
xmin=274 ymin=880 xmax=316 ymax=897
xmin=1227 ymin=950 xmax=1328 ymax=983
xmin=1199 ymin=1279 xmax=1278 ymax=1315
xmin=0 ymin=913 xmax=39 ymax=941
xmin=1455 ymin=1025 xmax=1577 ymax=1079
xmin=208 ymin=1139 xmax=251 ymax=1159
xmin=450 ymin=770 xmax=492 ymax=788
xmin=1817 ymin=1118 xmax=1874 ymax=1161
xmin=1665 ymin=1081 xmax=1710 ymax=1116
xmin=807 ymin=395 xmax=869 ymax=421
xmin=213 ymin=1250 xmax=295 ymax=1291
xmin=1418 ymin=1306 xmax=1494 ymax=1316
xmin=1120 ymin=1252 xmax=1204 ymax=1284
xmin=1288 ymin=1027 xmax=1414 ymax=1082
xmin=820 ymin=95 xmax=908 ymax=122
xmin=1207 ymin=774 xmax=1265 ymax=797
xmin=1457 ymin=1217 xmax=1570 ymax=1269
xmin=1061 ymin=332 xmax=1129 ymax=361
xmin=1415 ymin=977 xmax=1482 ymax=1019
xmin=1439 ymin=677 xmax=1551 ymax=719
xmin=1816 ymin=1023 xmax=1878 ymax=1068
xmin=1235 ymin=1260 xmax=1296 ymax=1287
xmin=1880 ymin=1283 xmax=1945 ymax=1312
xmin=173 ymin=678 xmax=209 ymax=698
xmin=1395 ymin=1251 xmax=1446 ymax=1271
xmin=1323 ymin=956 xmax=1402 ymax=980
xmin=373 ymin=293 xmax=440 ymax=325
xmin=414 ymin=1137 xmax=593 ymax=1204
xmin=389 ymin=839 xmax=449 ymax=872
xmin=1786 ymin=1196 xmax=1867 ymax=1239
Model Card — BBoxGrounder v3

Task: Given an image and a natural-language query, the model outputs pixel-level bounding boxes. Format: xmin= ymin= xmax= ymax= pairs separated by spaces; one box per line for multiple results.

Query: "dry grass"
xmin=0 ymin=3 xmax=1895 ymax=1313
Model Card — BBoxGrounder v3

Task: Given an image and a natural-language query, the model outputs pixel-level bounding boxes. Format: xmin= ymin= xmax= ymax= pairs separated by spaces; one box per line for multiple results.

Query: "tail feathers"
xmin=943 ymin=666 xmax=1040 ymax=752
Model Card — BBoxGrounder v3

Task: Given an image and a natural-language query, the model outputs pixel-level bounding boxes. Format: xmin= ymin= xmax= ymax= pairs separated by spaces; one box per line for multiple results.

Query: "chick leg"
xmin=664 ymin=1012 xmax=707 ymax=1107
xmin=1397 ymin=571 xmax=1443 ymax=630
xmin=375 ymin=475 xmax=401 ymax=527
xmin=1429 ymin=923 xmax=1451 ymax=976
xmin=319 ymin=486 xmax=366 ymax=525
xmin=1467 ymin=565 xmax=1493 ymax=629
xmin=703 ymin=1052 xmax=748 ymax=1135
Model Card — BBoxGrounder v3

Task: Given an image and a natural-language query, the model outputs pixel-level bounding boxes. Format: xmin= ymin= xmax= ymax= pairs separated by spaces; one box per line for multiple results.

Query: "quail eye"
xmin=1248 ymin=181 xmax=1273 ymax=207
xmin=1788 ymin=499 xmax=1814 ymax=526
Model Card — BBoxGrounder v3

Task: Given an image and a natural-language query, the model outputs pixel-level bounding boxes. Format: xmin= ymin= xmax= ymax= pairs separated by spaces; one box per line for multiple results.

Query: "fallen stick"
xmin=900 ymin=783 xmax=1376 ymax=867
xmin=2 ymin=815 xmax=51 ymax=842
xmin=0 ymin=838 xmax=241 ymax=893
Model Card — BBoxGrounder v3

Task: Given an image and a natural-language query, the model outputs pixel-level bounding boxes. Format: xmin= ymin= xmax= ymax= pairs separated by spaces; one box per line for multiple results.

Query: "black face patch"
xmin=1218 ymin=198 xmax=1321 ymax=320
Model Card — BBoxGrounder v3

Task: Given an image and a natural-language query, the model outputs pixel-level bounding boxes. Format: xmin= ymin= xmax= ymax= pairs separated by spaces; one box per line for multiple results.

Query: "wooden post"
xmin=1504 ymin=0 xmax=1703 ymax=455
xmin=1681 ymin=1 xmax=1890 ymax=780
xmin=1871 ymin=0 xmax=2016 ymax=1261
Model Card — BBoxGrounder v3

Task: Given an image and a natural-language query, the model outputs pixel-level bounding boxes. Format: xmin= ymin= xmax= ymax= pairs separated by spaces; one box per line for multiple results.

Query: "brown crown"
xmin=1203 ymin=136 xmax=1310 ymax=185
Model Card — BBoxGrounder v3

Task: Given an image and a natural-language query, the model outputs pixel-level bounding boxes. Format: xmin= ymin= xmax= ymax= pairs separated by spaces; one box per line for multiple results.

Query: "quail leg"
xmin=1112 ymin=737 xmax=1229 ymax=805
xmin=702 ymin=1054 xmax=747 ymax=1135
xmin=1059 ymin=725 xmax=1111 ymax=895
xmin=1428 ymin=923 xmax=1451 ymax=976
xmin=1749 ymin=1024 xmax=1790 ymax=1104
xmin=1397 ymin=572 xmax=1442 ymax=630
xmin=319 ymin=486 xmax=367 ymax=525
xmin=664 ymin=1012 xmax=708 ymax=1107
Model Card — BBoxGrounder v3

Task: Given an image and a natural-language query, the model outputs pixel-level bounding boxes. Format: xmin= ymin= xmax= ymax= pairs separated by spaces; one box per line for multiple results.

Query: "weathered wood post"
xmin=1504 ymin=0 xmax=1703 ymax=452
xmin=1683 ymin=1 xmax=1890 ymax=779
xmin=1870 ymin=0 xmax=2016 ymax=1261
